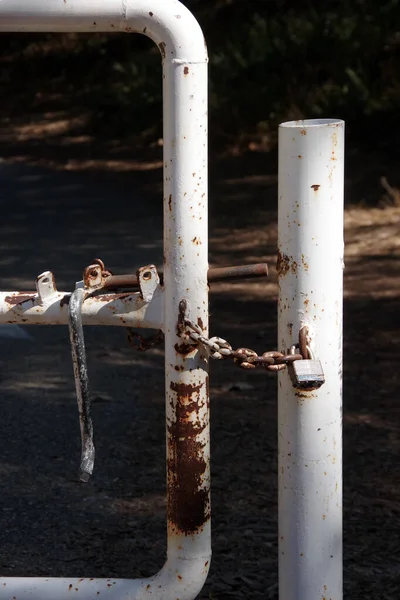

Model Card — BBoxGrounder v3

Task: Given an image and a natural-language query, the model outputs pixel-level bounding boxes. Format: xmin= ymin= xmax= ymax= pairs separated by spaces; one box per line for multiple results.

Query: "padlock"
xmin=290 ymin=357 xmax=325 ymax=389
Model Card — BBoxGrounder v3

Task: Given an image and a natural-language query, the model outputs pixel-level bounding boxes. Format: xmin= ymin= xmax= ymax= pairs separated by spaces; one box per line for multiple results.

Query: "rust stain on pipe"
xmin=167 ymin=381 xmax=210 ymax=534
xmin=276 ymin=251 xmax=297 ymax=277
xmin=174 ymin=342 xmax=198 ymax=356
xmin=5 ymin=292 xmax=36 ymax=306
xmin=60 ymin=294 xmax=71 ymax=307
xmin=90 ymin=292 xmax=133 ymax=302
xmin=276 ymin=251 xmax=290 ymax=277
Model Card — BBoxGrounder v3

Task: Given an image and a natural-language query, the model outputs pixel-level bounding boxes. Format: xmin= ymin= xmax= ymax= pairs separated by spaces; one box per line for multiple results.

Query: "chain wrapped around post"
xmin=84 ymin=259 xmax=305 ymax=373
xmin=178 ymin=302 xmax=303 ymax=371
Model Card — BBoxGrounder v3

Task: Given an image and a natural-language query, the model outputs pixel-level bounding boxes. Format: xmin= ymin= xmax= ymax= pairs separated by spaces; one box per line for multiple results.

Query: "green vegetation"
xmin=1 ymin=0 xmax=399 ymax=149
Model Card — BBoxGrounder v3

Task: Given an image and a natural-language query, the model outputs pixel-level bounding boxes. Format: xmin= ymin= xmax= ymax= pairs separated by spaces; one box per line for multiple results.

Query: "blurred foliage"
xmin=0 ymin=0 xmax=400 ymax=147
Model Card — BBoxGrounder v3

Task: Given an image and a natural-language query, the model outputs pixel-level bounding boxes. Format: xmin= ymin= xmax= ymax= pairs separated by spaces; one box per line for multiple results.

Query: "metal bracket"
xmin=137 ymin=265 xmax=160 ymax=303
xmin=36 ymin=271 xmax=58 ymax=304
xmin=67 ymin=262 xmax=161 ymax=481
xmin=83 ymin=258 xmax=112 ymax=291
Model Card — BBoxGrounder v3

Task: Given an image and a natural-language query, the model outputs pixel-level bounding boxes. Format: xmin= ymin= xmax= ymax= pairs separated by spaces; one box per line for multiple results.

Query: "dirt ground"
xmin=0 ymin=109 xmax=400 ymax=600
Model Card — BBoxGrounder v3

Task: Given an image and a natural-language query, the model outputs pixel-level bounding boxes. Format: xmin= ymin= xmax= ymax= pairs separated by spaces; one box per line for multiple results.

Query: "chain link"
xmin=124 ymin=293 xmax=306 ymax=372
xmin=182 ymin=317 xmax=303 ymax=371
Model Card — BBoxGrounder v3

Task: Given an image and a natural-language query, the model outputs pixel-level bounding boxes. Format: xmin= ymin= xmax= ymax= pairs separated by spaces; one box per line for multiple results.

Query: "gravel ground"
xmin=0 ymin=161 xmax=400 ymax=599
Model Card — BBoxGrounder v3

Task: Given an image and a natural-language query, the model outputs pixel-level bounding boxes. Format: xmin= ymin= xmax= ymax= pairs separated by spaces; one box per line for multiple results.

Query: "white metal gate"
xmin=0 ymin=2 xmax=345 ymax=599
xmin=0 ymin=1 xmax=210 ymax=598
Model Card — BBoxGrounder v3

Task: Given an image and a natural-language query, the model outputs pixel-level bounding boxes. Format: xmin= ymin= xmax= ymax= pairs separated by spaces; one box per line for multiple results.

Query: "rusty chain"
xmin=88 ymin=254 xmax=307 ymax=372
xmin=181 ymin=315 xmax=304 ymax=371
xmin=126 ymin=298 xmax=305 ymax=372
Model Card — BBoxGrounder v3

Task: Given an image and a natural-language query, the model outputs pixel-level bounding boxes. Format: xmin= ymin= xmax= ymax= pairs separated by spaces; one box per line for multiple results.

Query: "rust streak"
xmin=60 ymin=294 xmax=70 ymax=307
xmin=5 ymin=293 xmax=36 ymax=306
xmin=168 ymin=381 xmax=209 ymax=534
xmin=295 ymin=389 xmax=319 ymax=396
xmin=301 ymin=254 xmax=309 ymax=271
xmin=91 ymin=293 xmax=132 ymax=302
xmin=276 ymin=251 xmax=297 ymax=277
xmin=276 ymin=250 xmax=290 ymax=277
xmin=174 ymin=342 xmax=198 ymax=356
xmin=158 ymin=42 xmax=166 ymax=58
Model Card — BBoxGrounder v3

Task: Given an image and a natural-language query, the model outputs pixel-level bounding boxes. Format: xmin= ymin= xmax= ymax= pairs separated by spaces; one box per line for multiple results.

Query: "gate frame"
xmin=277 ymin=119 xmax=344 ymax=600
xmin=0 ymin=3 xmax=345 ymax=600
xmin=0 ymin=1 xmax=210 ymax=599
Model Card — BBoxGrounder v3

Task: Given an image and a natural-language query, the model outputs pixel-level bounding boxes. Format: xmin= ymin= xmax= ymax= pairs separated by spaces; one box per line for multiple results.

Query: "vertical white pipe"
xmin=0 ymin=1 xmax=210 ymax=599
xmin=277 ymin=119 xmax=344 ymax=600
xmin=162 ymin=8 xmax=210 ymax=580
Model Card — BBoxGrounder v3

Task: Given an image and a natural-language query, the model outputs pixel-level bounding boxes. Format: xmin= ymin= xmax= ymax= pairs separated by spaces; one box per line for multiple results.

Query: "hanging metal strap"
xmin=68 ymin=287 xmax=95 ymax=482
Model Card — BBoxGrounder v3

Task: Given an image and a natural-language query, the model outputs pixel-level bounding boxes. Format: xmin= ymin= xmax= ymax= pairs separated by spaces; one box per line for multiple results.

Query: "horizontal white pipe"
xmin=0 ymin=551 xmax=210 ymax=599
xmin=0 ymin=0 xmax=207 ymax=64
xmin=0 ymin=1 xmax=210 ymax=599
xmin=278 ymin=119 xmax=344 ymax=600
xmin=0 ymin=290 xmax=163 ymax=328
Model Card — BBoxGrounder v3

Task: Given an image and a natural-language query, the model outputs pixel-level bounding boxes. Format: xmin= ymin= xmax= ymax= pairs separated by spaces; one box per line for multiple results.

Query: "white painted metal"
xmin=0 ymin=288 xmax=163 ymax=328
xmin=0 ymin=1 xmax=210 ymax=599
xmin=277 ymin=119 xmax=344 ymax=600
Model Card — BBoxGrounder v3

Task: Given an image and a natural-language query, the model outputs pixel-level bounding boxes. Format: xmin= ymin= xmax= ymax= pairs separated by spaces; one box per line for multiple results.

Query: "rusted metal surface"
xmin=180 ymin=315 xmax=303 ymax=371
xmin=60 ymin=294 xmax=70 ymax=307
xmin=0 ymin=288 xmax=163 ymax=328
xmin=127 ymin=329 xmax=165 ymax=352
xmin=206 ymin=262 xmax=268 ymax=283
xmin=276 ymin=250 xmax=298 ymax=278
xmin=101 ymin=262 xmax=269 ymax=290
xmin=167 ymin=380 xmax=210 ymax=533
xmin=4 ymin=292 xmax=36 ymax=306
xmin=83 ymin=258 xmax=112 ymax=290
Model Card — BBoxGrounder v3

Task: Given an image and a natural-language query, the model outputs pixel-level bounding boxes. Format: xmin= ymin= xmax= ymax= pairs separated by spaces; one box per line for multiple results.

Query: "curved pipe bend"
xmin=0 ymin=0 xmax=208 ymax=64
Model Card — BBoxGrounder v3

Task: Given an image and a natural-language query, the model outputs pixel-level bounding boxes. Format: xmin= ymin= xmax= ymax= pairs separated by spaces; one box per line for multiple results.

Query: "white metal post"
xmin=0 ymin=1 xmax=210 ymax=599
xmin=277 ymin=119 xmax=344 ymax=600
